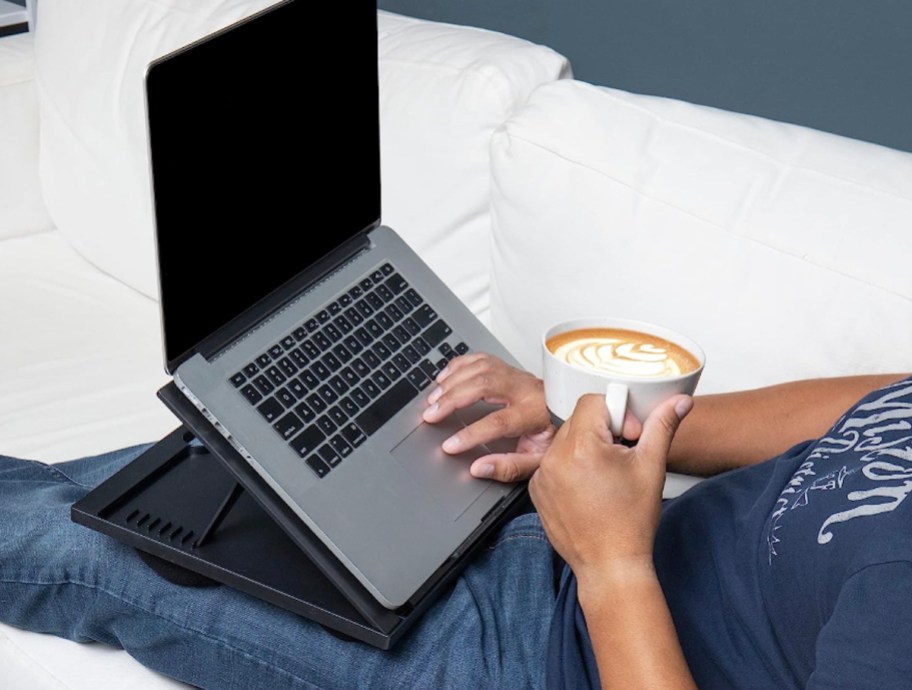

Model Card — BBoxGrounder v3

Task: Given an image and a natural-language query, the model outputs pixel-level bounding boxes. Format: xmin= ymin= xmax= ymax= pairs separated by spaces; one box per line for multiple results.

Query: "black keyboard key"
xmin=292 ymin=327 xmax=308 ymax=341
xmin=380 ymin=263 xmax=394 ymax=276
xmin=241 ymin=383 xmax=263 ymax=404
xmin=304 ymin=318 xmax=319 ymax=333
xmin=330 ymin=436 xmax=353 ymax=458
xmin=294 ymin=401 xmax=316 ymax=423
xmin=329 ymin=375 xmax=349 ymax=395
xmin=371 ymin=370 xmax=392 ymax=390
xmin=243 ymin=362 xmax=260 ymax=377
xmin=366 ymin=292 xmax=384 ymax=310
xmin=421 ymin=319 xmax=452 ymax=348
xmin=362 ymin=350 xmax=381 ymax=369
xmin=382 ymin=333 xmax=401 ymax=352
xmin=301 ymin=340 xmax=320 ymax=359
xmin=393 ymin=325 xmax=410 ymax=343
xmin=291 ymin=426 xmax=326 ymax=457
xmin=313 ymin=331 xmax=332 ymax=351
xmin=256 ymin=353 xmax=272 ymax=368
xmin=328 ymin=302 xmax=342 ymax=316
xmin=344 ymin=308 xmax=364 ymax=326
xmin=393 ymin=354 xmax=411 ymax=373
xmin=318 ymin=384 xmax=339 ymax=405
xmin=372 ymin=341 xmax=392 ymax=360
xmin=402 ymin=345 xmax=420 ymax=364
xmin=316 ymin=309 xmax=331 ymax=324
xmin=312 ymin=361 xmax=331 ymax=380
xmin=340 ymin=396 xmax=360 ymax=415
xmin=277 ymin=357 xmax=298 ymax=377
xmin=436 ymin=357 xmax=449 ymax=372
xmin=385 ymin=304 xmax=405 ymax=322
xmin=395 ymin=297 xmax=413 ymax=316
xmin=402 ymin=317 xmax=421 ymax=336
xmin=343 ymin=335 xmax=362 ymax=354
xmin=325 ymin=324 xmax=342 ymax=342
xmin=419 ymin=359 xmax=437 ymax=379
xmin=376 ymin=284 xmax=394 ymax=303
xmin=414 ymin=337 xmax=431 ymax=356
xmin=340 ymin=294 xmax=353 ymax=308
xmin=349 ymin=285 xmax=364 ymax=300
xmin=305 ymin=455 xmax=331 ymax=478
xmin=340 ymin=367 xmax=360 ymax=386
xmin=274 ymin=411 xmax=303 ymax=440
xmin=365 ymin=319 xmax=384 ymax=339
xmin=439 ymin=343 xmax=454 ymax=357
xmin=359 ymin=278 xmax=373 ymax=291
xmin=355 ymin=379 xmax=420 ymax=436
xmin=385 ymin=274 xmax=408 ymax=294
xmin=307 ymin=393 xmax=327 ymax=414
xmin=280 ymin=336 xmax=296 ymax=351
xmin=317 ymin=416 xmax=337 ymax=434
xmin=404 ymin=288 xmax=423 ymax=308
xmin=376 ymin=312 xmax=394 ymax=331
xmin=276 ymin=387 xmax=297 ymax=409
xmin=253 ymin=375 xmax=275 ymax=395
xmin=287 ymin=378 xmax=307 ymax=399
xmin=257 ymin=397 xmax=284 ymax=422
xmin=300 ymin=370 xmax=319 ymax=389
xmin=328 ymin=406 xmax=348 ymax=426
xmin=413 ymin=304 xmax=437 ymax=329
xmin=362 ymin=379 xmax=381 ymax=399
xmin=351 ymin=357 xmax=371 ymax=378
xmin=455 ymin=341 xmax=469 ymax=355
xmin=290 ymin=426 xmax=326 ymax=458
xmin=407 ymin=367 xmax=431 ymax=390
xmin=356 ymin=300 xmax=374 ymax=318
xmin=382 ymin=362 xmax=402 ymax=380
xmin=354 ymin=327 xmax=373 ymax=347
xmin=269 ymin=344 xmax=285 ymax=359
xmin=289 ymin=348 xmax=309 ymax=368
xmin=318 ymin=444 xmax=342 ymax=467
xmin=332 ymin=343 xmax=352 ymax=363
xmin=351 ymin=387 xmax=370 ymax=407
xmin=370 ymin=269 xmax=385 ymax=283
xmin=341 ymin=423 xmax=367 ymax=448
xmin=334 ymin=315 xmax=353 ymax=334
xmin=265 ymin=365 xmax=287 ymax=386
xmin=322 ymin=352 xmax=342 ymax=372
xmin=230 ymin=372 xmax=246 ymax=387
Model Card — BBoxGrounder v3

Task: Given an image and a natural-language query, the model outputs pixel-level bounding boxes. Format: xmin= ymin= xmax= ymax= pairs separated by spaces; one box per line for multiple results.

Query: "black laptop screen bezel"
xmin=146 ymin=0 xmax=381 ymax=373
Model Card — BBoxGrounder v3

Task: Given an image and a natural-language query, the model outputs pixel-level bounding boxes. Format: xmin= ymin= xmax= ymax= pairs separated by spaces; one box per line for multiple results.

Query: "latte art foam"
xmin=546 ymin=328 xmax=700 ymax=379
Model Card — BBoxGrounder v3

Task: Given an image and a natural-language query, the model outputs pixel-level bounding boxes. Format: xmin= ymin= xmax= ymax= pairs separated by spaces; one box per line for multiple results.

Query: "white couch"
xmin=1 ymin=1 xmax=910 ymax=687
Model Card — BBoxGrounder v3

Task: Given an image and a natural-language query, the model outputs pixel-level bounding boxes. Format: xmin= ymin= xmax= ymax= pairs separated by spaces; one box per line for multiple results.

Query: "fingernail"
xmin=675 ymin=397 xmax=694 ymax=420
xmin=442 ymin=434 xmax=460 ymax=453
xmin=436 ymin=366 xmax=450 ymax=382
xmin=471 ymin=462 xmax=494 ymax=478
xmin=428 ymin=387 xmax=443 ymax=405
xmin=423 ymin=403 xmax=438 ymax=420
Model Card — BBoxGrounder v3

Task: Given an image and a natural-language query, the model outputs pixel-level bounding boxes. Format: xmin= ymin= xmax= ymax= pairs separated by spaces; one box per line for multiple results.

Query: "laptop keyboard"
xmin=228 ymin=262 xmax=470 ymax=479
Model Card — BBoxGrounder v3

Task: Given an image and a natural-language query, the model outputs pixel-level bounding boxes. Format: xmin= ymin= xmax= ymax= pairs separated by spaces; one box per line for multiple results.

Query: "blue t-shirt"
xmin=546 ymin=376 xmax=912 ymax=689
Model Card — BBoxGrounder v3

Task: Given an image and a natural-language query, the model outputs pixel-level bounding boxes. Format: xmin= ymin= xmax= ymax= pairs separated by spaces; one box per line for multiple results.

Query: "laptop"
xmin=146 ymin=0 xmax=523 ymax=610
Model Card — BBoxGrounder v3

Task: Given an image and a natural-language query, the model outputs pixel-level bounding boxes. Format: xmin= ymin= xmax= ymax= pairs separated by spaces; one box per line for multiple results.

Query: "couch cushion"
xmin=489 ymin=80 xmax=912 ymax=392
xmin=34 ymin=1 xmax=568 ymax=317
xmin=0 ymin=231 xmax=174 ymax=462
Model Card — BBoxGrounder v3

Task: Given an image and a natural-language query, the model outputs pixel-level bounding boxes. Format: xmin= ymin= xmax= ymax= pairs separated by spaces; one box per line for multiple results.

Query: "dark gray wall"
xmin=379 ymin=0 xmax=912 ymax=153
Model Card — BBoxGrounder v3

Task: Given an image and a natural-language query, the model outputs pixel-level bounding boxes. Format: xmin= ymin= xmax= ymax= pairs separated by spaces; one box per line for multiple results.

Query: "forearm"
xmin=667 ymin=373 xmax=907 ymax=476
xmin=577 ymin=561 xmax=697 ymax=690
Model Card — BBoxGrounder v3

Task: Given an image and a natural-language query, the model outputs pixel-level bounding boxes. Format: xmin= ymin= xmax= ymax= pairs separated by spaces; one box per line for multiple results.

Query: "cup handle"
xmin=605 ymin=383 xmax=628 ymax=438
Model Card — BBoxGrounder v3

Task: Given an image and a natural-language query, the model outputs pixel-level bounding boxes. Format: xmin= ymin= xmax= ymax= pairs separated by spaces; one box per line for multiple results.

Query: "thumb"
xmin=636 ymin=395 xmax=694 ymax=463
xmin=470 ymin=452 xmax=541 ymax=483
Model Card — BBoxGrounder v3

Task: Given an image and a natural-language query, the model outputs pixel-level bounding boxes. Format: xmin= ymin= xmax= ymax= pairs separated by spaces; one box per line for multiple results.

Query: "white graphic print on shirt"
xmin=767 ymin=380 xmax=912 ymax=563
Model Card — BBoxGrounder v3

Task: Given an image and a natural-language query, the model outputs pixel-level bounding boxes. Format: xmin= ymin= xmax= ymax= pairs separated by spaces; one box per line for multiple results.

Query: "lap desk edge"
xmin=70 ymin=382 xmax=530 ymax=650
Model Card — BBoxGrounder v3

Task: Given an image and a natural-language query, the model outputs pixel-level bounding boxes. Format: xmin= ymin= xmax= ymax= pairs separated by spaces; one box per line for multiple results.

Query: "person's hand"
xmin=529 ymin=393 xmax=693 ymax=588
xmin=420 ymin=353 xmax=555 ymax=482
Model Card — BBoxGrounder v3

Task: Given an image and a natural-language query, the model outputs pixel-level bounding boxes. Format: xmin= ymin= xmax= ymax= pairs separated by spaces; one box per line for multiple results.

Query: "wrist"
xmin=575 ymin=556 xmax=658 ymax=609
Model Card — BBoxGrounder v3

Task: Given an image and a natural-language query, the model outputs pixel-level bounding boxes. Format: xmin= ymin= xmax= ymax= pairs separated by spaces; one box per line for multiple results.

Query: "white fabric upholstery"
xmin=0 ymin=33 xmax=51 ymax=238
xmin=489 ymin=80 xmax=912 ymax=393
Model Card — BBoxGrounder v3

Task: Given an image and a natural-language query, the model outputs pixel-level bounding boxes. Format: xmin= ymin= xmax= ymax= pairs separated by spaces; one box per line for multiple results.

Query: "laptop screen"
xmin=148 ymin=0 xmax=380 ymax=369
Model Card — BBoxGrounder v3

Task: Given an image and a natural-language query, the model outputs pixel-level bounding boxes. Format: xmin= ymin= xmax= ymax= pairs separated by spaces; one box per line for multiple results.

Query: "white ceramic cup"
xmin=542 ymin=318 xmax=705 ymax=436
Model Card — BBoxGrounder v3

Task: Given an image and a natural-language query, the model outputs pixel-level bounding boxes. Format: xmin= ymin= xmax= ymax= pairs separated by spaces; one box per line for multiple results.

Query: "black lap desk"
xmin=71 ymin=382 xmax=530 ymax=650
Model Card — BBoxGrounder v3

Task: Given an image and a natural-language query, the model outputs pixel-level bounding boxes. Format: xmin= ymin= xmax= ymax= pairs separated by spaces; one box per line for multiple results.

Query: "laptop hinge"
xmin=192 ymin=231 xmax=372 ymax=364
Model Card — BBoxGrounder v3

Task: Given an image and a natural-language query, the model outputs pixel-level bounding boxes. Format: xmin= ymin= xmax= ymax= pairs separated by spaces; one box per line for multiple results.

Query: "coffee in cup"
xmin=542 ymin=319 xmax=705 ymax=436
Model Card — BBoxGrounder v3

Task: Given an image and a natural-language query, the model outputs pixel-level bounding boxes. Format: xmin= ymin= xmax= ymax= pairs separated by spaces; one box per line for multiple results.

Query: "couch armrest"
xmin=0 ymin=32 xmax=52 ymax=240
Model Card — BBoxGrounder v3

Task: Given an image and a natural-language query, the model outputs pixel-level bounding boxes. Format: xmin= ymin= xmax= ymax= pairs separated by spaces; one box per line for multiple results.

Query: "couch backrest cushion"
xmin=489 ymin=80 xmax=912 ymax=392
xmin=34 ymin=1 xmax=568 ymax=313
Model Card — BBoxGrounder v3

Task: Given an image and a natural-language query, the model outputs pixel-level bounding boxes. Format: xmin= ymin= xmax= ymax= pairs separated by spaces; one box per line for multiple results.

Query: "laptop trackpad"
xmin=390 ymin=417 xmax=494 ymax=521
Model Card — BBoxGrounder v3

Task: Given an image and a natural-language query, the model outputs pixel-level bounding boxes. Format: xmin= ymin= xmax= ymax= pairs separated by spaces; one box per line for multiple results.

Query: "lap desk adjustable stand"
xmin=72 ymin=383 xmax=530 ymax=649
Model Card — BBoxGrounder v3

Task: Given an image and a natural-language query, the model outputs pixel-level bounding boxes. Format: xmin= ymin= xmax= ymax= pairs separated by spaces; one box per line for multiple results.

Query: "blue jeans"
xmin=0 ymin=446 xmax=558 ymax=689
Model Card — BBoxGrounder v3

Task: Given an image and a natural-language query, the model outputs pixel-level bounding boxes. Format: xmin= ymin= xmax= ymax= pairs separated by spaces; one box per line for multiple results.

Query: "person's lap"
xmin=0 ymin=446 xmax=557 ymax=690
